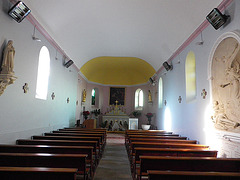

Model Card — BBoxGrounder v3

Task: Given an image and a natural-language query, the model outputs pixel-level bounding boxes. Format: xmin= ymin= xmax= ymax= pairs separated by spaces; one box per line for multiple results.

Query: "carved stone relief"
xmin=211 ymin=34 xmax=240 ymax=132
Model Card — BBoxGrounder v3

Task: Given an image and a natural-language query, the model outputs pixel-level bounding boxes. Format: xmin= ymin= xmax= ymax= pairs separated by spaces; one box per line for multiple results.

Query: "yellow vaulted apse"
xmin=80 ymin=56 xmax=156 ymax=86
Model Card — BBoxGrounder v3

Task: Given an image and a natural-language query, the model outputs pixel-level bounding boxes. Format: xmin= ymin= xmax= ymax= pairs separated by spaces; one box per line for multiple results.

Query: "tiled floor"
xmin=94 ymin=133 xmax=132 ymax=180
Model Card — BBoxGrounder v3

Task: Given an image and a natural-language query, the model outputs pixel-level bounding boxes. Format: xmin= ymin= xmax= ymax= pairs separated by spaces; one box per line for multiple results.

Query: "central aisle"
xmin=94 ymin=133 xmax=132 ymax=180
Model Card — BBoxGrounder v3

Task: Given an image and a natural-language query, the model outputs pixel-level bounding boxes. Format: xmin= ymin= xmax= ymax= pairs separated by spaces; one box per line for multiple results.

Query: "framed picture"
xmin=109 ymin=87 xmax=125 ymax=105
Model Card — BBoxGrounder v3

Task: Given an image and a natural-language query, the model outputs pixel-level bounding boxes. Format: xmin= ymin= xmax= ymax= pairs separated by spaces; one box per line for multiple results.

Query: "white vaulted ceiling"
xmin=22 ymin=0 xmax=222 ymax=85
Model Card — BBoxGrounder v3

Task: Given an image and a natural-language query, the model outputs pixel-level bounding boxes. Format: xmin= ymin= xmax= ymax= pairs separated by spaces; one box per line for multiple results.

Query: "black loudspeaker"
xmin=8 ymin=1 xmax=31 ymax=23
xmin=163 ymin=61 xmax=173 ymax=71
xmin=206 ymin=8 xmax=229 ymax=30
xmin=64 ymin=60 xmax=74 ymax=68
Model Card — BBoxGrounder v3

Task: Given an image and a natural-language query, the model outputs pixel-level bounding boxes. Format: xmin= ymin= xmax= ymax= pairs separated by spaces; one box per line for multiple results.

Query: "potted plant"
xmin=132 ymin=110 xmax=141 ymax=118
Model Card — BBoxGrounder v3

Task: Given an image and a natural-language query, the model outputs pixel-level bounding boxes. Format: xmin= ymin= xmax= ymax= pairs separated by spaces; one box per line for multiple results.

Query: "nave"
xmin=0 ymin=128 xmax=240 ymax=180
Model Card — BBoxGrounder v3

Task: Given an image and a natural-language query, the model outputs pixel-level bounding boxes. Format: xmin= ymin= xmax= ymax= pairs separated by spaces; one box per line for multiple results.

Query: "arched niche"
xmin=209 ymin=31 xmax=240 ymax=132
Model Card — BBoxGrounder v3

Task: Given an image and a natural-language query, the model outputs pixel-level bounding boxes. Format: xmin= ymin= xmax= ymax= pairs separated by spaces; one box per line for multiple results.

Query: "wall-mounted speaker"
xmin=206 ymin=8 xmax=229 ymax=30
xmin=149 ymin=77 xmax=156 ymax=86
xmin=64 ymin=60 xmax=74 ymax=68
xmin=163 ymin=61 xmax=173 ymax=71
xmin=8 ymin=1 xmax=31 ymax=23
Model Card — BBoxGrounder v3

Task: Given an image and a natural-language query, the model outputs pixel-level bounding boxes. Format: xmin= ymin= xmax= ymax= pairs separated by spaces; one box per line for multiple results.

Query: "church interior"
xmin=0 ymin=0 xmax=240 ymax=179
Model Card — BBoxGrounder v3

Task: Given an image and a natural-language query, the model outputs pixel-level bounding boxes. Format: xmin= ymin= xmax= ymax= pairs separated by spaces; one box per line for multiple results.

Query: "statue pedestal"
xmin=0 ymin=73 xmax=17 ymax=96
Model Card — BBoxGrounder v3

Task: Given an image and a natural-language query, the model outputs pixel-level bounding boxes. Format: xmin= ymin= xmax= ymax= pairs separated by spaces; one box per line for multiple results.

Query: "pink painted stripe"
xmin=157 ymin=0 xmax=233 ymax=75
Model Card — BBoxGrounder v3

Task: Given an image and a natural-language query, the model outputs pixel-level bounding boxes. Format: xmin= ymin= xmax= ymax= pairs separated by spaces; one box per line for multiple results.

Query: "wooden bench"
xmin=45 ymin=133 xmax=105 ymax=152
xmin=129 ymin=142 xmax=209 ymax=161
xmin=147 ymin=170 xmax=240 ymax=180
xmin=16 ymin=139 xmax=99 ymax=165
xmin=0 ymin=153 xmax=89 ymax=180
xmin=0 ymin=167 xmax=78 ymax=180
xmin=55 ymin=130 xmax=107 ymax=150
xmin=126 ymin=138 xmax=198 ymax=155
xmin=62 ymin=128 xmax=107 ymax=133
xmin=132 ymin=148 xmax=218 ymax=179
xmin=139 ymin=156 xmax=240 ymax=180
xmin=129 ymin=138 xmax=197 ymax=144
xmin=32 ymin=135 xmax=103 ymax=158
xmin=0 ymin=144 xmax=95 ymax=178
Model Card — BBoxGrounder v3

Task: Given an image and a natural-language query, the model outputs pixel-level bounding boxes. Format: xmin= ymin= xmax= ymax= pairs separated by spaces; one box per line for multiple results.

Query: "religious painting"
xmin=109 ymin=87 xmax=125 ymax=105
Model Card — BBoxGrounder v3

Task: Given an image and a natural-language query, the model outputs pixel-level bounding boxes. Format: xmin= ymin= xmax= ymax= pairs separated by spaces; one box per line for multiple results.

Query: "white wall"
xmin=156 ymin=0 xmax=240 ymax=158
xmin=0 ymin=1 xmax=78 ymax=144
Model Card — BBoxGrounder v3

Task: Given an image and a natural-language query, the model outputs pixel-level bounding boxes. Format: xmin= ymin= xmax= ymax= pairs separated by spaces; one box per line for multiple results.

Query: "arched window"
xmin=158 ymin=77 xmax=163 ymax=108
xmin=135 ymin=88 xmax=143 ymax=110
xmin=91 ymin=89 xmax=96 ymax=105
xmin=35 ymin=46 xmax=50 ymax=100
xmin=185 ymin=51 xmax=196 ymax=102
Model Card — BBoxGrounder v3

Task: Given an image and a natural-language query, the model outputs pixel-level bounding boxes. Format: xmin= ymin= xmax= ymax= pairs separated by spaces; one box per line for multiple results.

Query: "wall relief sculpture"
xmin=211 ymin=32 xmax=240 ymax=132
xmin=0 ymin=40 xmax=17 ymax=95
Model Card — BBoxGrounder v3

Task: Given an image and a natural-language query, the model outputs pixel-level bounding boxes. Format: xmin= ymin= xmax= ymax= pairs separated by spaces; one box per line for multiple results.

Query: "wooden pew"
xmin=126 ymin=138 xmax=198 ymax=155
xmin=0 ymin=153 xmax=89 ymax=180
xmin=147 ymin=170 xmax=240 ymax=180
xmin=45 ymin=132 xmax=105 ymax=152
xmin=0 ymin=167 xmax=78 ymax=180
xmin=129 ymin=142 xmax=209 ymax=162
xmin=54 ymin=130 xmax=106 ymax=143
xmin=125 ymin=135 xmax=187 ymax=150
xmin=0 ymin=144 xmax=95 ymax=178
xmin=16 ymin=139 xmax=99 ymax=165
xmin=32 ymin=135 xmax=103 ymax=158
xmin=129 ymin=138 xmax=197 ymax=144
xmin=127 ymin=135 xmax=187 ymax=141
xmin=62 ymin=128 xmax=107 ymax=133
xmin=132 ymin=148 xmax=218 ymax=179
xmin=139 ymin=156 xmax=240 ymax=180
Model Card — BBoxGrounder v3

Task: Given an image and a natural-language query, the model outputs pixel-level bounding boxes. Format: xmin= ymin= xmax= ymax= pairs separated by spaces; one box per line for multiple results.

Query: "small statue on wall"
xmin=148 ymin=90 xmax=152 ymax=103
xmin=2 ymin=40 xmax=15 ymax=74
xmin=0 ymin=40 xmax=17 ymax=96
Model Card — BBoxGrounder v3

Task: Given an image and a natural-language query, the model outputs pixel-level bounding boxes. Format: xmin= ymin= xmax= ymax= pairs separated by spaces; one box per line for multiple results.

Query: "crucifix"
xmin=51 ymin=92 xmax=55 ymax=100
xmin=178 ymin=96 xmax=182 ymax=103
xmin=201 ymin=89 xmax=207 ymax=99
xmin=23 ymin=83 xmax=29 ymax=93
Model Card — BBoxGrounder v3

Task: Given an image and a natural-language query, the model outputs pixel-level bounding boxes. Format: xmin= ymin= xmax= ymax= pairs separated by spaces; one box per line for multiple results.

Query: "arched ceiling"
xmin=80 ymin=56 xmax=156 ymax=85
xmin=22 ymin=0 xmax=223 ymax=86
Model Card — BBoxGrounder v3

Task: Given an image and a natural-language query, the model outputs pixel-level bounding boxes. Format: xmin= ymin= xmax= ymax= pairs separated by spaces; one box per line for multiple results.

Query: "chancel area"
xmin=0 ymin=0 xmax=240 ymax=179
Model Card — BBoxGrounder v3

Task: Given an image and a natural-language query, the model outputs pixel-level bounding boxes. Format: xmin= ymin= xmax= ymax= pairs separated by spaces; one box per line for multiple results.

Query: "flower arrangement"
xmin=83 ymin=111 xmax=90 ymax=116
xmin=146 ymin=113 xmax=153 ymax=118
xmin=83 ymin=111 xmax=90 ymax=120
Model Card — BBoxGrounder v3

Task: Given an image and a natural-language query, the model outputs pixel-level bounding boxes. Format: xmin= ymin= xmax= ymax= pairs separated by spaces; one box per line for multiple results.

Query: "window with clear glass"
xmin=135 ymin=88 xmax=143 ymax=110
xmin=158 ymin=77 xmax=163 ymax=108
xmin=185 ymin=51 xmax=196 ymax=102
xmin=35 ymin=46 xmax=50 ymax=100
xmin=91 ymin=89 xmax=96 ymax=105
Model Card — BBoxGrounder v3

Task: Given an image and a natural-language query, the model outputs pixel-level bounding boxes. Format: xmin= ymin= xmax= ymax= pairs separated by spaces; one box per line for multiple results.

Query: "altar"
xmin=102 ymin=100 xmax=138 ymax=131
